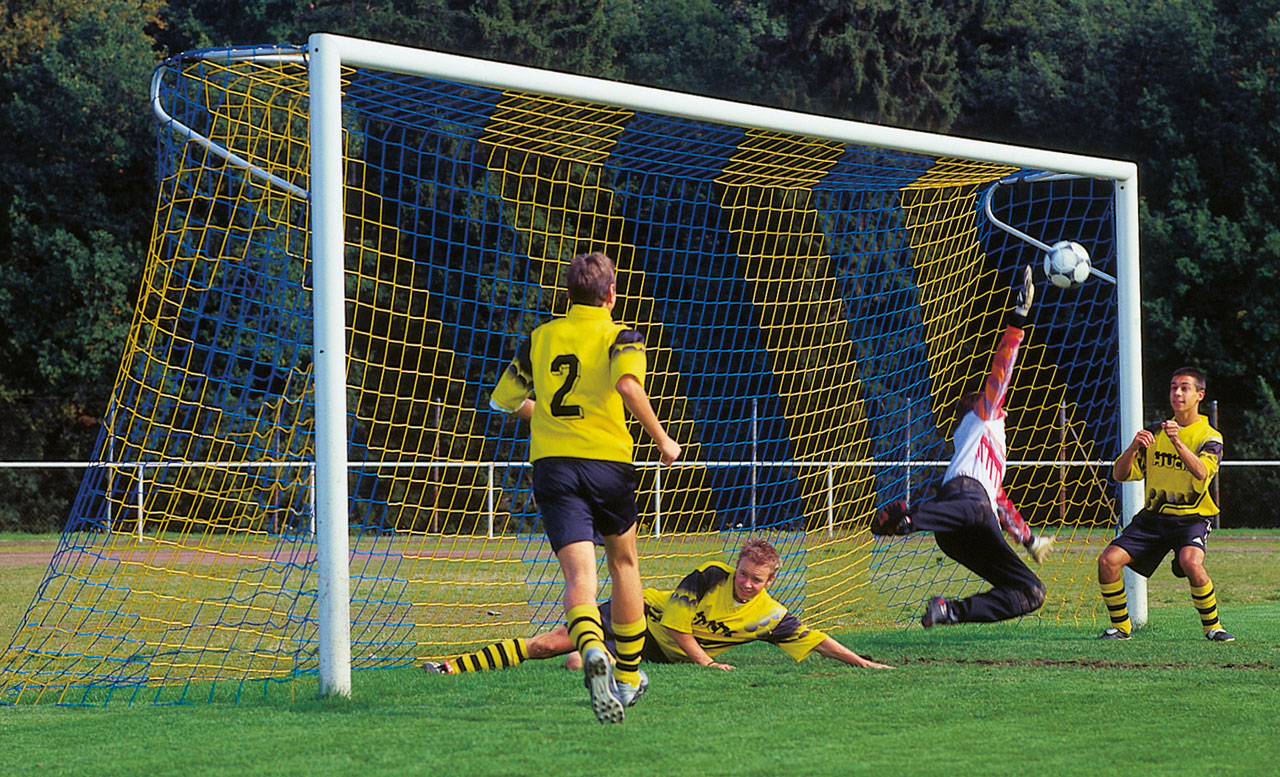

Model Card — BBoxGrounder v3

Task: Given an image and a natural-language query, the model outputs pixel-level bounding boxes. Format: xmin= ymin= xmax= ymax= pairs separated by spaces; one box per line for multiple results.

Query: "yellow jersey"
xmin=490 ymin=304 xmax=646 ymax=463
xmin=1118 ymin=416 xmax=1222 ymax=517
xmin=643 ymin=561 xmax=827 ymax=662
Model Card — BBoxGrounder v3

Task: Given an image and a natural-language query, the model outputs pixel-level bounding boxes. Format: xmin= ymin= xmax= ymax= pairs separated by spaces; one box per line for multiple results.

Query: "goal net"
xmin=0 ymin=36 xmax=1139 ymax=704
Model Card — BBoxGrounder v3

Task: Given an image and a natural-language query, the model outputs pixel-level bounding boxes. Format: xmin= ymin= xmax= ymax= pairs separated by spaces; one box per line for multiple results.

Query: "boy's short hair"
xmin=1171 ymin=366 xmax=1206 ymax=392
xmin=567 ymin=252 xmax=616 ymax=305
xmin=737 ymin=539 xmax=781 ymax=576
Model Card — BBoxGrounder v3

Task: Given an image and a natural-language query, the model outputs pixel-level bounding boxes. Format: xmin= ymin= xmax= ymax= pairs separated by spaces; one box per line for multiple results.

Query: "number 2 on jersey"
xmin=549 ymin=354 xmax=583 ymax=418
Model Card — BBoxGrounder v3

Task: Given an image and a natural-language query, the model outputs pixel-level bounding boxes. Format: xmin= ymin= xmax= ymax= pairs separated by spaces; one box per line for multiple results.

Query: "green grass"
xmin=1 ymin=531 xmax=1278 ymax=777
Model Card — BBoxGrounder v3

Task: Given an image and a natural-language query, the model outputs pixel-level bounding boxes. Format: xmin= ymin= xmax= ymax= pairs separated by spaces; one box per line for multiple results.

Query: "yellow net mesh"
xmin=0 ymin=51 xmax=1123 ymax=704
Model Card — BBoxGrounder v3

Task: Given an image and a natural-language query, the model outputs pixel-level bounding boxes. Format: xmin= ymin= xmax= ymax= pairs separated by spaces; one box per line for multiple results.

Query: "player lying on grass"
xmin=870 ymin=266 xmax=1051 ymax=628
xmin=1095 ymin=366 xmax=1233 ymax=642
xmin=422 ymin=539 xmax=891 ymax=675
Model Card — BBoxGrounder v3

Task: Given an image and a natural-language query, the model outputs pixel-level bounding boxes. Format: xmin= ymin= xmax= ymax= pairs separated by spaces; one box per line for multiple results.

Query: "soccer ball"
xmin=1043 ymin=240 xmax=1092 ymax=289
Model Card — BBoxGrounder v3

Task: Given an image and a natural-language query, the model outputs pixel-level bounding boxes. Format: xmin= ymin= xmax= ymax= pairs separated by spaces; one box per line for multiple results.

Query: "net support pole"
xmin=308 ymin=33 xmax=352 ymax=699
xmin=1115 ymin=173 xmax=1147 ymax=628
xmin=135 ymin=465 xmax=145 ymax=540
xmin=487 ymin=463 xmax=496 ymax=539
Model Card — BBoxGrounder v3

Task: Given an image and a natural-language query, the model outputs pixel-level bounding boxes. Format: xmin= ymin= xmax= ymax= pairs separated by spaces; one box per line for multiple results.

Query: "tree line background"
xmin=0 ymin=0 xmax=1276 ymax=530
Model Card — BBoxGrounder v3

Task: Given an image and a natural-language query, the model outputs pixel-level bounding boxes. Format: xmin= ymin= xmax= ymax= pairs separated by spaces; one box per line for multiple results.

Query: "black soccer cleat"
xmin=1096 ymin=627 xmax=1131 ymax=641
xmin=1205 ymin=628 xmax=1235 ymax=642
xmin=871 ymin=500 xmax=913 ymax=536
xmin=422 ymin=660 xmax=456 ymax=674
xmin=921 ymin=596 xmax=956 ymax=628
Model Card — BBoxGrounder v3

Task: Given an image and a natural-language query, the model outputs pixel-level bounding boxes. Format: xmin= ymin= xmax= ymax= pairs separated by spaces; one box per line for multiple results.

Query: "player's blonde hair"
xmin=567 ymin=251 xmax=615 ymax=305
xmin=737 ymin=538 xmax=781 ymax=575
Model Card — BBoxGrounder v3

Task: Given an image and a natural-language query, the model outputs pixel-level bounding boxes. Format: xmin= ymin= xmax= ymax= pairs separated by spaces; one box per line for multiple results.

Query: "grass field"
xmin=1 ymin=531 xmax=1277 ymax=777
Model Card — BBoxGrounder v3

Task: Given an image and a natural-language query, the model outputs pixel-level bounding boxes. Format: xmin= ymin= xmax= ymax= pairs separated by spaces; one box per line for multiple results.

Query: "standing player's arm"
xmin=812 ymin=636 xmax=893 ymax=669
xmin=1161 ymin=421 xmax=1209 ymax=482
xmin=665 ymin=627 xmax=733 ymax=670
xmin=616 ymin=374 xmax=681 ymax=465
xmin=1112 ymin=428 xmax=1155 ymax=481
xmin=490 ymin=339 xmax=535 ymax=419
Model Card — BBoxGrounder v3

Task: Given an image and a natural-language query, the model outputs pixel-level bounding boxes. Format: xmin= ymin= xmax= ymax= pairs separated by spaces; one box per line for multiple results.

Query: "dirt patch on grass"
xmin=901 ymin=656 xmax=1274 ymax=670
xmin=0 ymin=551 xmax=55 ymax=567
xmin=0 ymin=543 xmax=530 ymax=569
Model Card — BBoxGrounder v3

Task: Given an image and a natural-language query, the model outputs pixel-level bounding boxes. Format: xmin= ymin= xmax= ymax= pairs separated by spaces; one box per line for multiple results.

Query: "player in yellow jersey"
xmin=422 ymin=539 xmax=891 ymax=674
xmin=488 ymin=251 xmax=681 ymax=723
xmin=1096 ymin=366 xmax=1233 ymax=641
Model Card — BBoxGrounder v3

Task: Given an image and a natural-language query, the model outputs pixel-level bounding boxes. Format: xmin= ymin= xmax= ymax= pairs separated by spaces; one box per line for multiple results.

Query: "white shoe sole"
xmin=583 ymin=648 xmax=624 ymax=724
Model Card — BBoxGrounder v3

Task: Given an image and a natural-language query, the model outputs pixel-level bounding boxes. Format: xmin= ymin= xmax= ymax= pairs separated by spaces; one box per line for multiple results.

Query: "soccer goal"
xmin=0 ymin=33 xmax=1143 ymax=704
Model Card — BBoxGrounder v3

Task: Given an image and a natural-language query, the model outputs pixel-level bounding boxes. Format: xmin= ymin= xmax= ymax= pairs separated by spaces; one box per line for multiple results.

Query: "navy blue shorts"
xmin=532 ymin=457 xmax=639 ymax=552
xmin=1109 ymin=510 xmax=1214 ymax=578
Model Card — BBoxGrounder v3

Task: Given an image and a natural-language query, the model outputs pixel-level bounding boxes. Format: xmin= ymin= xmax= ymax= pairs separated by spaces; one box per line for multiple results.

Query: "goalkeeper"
xmin=488 ymin=251 xmax=681 ymax=724
xmin=422 ymin=539 xmax=891 ymax=674
xmin=870 ymin=266 xmax=1050 ymax=628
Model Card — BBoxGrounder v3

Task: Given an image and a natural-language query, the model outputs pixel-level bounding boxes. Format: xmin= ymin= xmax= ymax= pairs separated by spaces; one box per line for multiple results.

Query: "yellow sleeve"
xmin=609 ymin=329 xmax=646 ymax=388
xmin=766 ymin=614 xmax=829 ymax=662
xmin=1192 ymin=433 xmax=1223 ymax=492
xmin=489 ymin=339 xmax=533 ymax=413
xmin=657 ymin=563 xmax=727 ymax=634
xmin=658 ymin=587 xmax=696 ymax=634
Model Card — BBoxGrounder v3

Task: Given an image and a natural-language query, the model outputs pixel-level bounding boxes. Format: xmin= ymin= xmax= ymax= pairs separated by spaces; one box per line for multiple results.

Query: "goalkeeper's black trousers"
xmin=909 ymin=476 xmax=1046 ymax=623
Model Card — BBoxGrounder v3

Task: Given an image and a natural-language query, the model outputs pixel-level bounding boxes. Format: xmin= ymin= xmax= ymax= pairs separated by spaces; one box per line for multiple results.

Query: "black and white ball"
xmin=1043 ymin=240 xmax=1092 ymax=289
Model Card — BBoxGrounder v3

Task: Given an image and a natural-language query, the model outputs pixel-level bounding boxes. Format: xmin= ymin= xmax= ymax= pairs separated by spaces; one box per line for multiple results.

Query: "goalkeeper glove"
xmin=1013 ymin=264 xmax=1035 ymax=317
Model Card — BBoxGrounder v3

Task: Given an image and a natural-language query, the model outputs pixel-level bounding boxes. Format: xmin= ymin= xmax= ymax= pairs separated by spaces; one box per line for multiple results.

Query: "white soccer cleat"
xmin=1028 ymin=535 xmax=1055 ymax=565
xmin=614 ymin=668 xmax=648 ymax=708
xmin=582 ymin=646 xmax=625 ymax=724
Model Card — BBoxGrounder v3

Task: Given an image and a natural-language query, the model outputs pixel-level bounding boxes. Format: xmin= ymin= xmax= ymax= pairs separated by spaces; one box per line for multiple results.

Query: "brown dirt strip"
xmin=0 ymin=545 xmax=542 ymax=568
xmin=0 ymin=551 xmax=54 ymax=566
xmin=900 ymin=656 xmax=1274 ymax=670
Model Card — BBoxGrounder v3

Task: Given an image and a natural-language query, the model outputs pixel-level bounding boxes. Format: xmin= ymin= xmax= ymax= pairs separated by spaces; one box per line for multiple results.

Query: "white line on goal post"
xmin=298 ymin=31 xmax=1147 ymax=694
xmin=309 ymin=36 xmax=352 ymax=700
xmin=1116 ymin=174 xmax=1147 ymax=627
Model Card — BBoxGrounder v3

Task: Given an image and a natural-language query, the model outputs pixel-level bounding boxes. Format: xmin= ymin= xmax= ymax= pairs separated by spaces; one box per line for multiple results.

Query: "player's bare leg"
xmin=1175 ymin=545 xmax=1233 ymax=641
xmin=558 ymin=541 xmax=624 ymax=723
xmin=1096 ymin=545 xmax=1133 ymax=639
xmin=602 ymin=528 xmax=647 ymax=706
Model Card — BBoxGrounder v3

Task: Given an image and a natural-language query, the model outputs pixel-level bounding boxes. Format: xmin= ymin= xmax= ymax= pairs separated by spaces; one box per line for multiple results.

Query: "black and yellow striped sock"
xmin=566 ymin=604 xmax=607 ymax=658
xmin=447 ymin=638 xmax=529 ymax=673
xmin=611 ymin=618 xmax=645 ymax=688
xmin=1191 ymin=580 xmax=1223 ymax=635
xmin=1100 ymin=579 xmax=1131 ymax=634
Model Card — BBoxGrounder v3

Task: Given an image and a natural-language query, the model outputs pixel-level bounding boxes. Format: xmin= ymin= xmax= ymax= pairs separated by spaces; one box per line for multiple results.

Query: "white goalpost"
xmin=304 ymin=33 xmax=1144 ymax=697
